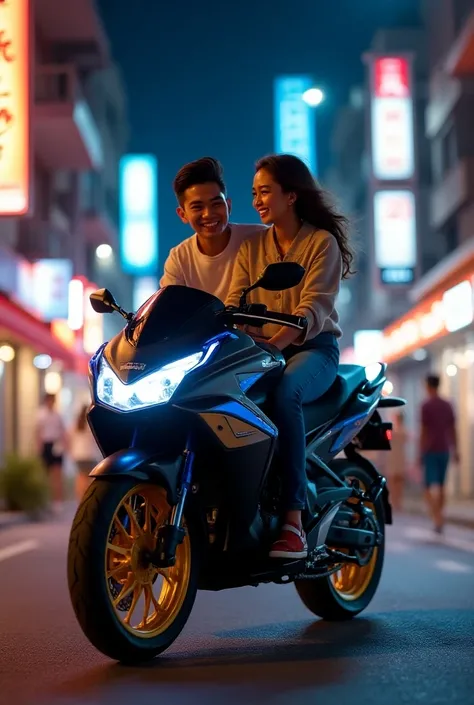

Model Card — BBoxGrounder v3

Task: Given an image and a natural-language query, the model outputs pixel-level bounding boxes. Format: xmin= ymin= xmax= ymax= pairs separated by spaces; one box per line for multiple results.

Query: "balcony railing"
xmin=35 ymin=64 xmax=103 ymax=170
xmin=36 ymin=64 xmax=83 ymax=106
xmin=17 ymin=220 xmax=72 ymax=262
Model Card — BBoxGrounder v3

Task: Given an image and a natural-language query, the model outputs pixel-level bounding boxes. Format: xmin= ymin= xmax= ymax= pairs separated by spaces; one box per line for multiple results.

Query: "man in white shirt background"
xmin=160 ymin=157 xmax=266 ymax=300
xmin=35 ymin=393 xmax=68 ymax=513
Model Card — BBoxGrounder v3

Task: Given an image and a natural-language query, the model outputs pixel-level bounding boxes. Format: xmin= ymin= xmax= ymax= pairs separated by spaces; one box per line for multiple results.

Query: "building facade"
xmin=0 ymin=0 xmax=130 ymax=460
xmin=326 ymin=27 xmax=432 ymax=358
xmin=380 ymin=0 xmax=474 ymax=499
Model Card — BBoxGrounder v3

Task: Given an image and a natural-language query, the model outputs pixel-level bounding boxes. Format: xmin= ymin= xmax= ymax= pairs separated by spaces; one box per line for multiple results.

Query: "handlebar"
xmin=223 ymin=305 xmax=307 ymax=332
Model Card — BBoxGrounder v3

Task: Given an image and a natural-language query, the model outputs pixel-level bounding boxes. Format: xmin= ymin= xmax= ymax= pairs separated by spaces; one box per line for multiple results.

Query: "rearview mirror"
xmin=89 ymin=288 xmax=118 ymax=314
xmin=239 ymin=262 xmax=306 ymax=307
xmin=257 ymin=262 xmax=305 ymax=292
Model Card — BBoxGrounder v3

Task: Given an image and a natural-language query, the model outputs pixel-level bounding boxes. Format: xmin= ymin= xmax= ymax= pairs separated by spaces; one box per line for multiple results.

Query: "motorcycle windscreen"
xmin=127 ymin=285 xmax=225 ymax=348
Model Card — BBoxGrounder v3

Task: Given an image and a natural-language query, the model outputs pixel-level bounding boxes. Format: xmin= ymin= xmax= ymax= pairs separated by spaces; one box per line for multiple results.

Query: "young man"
xmin=419 ymin=374 xmax=459 ymax=533
xmin=160 ymin=157 xmax=266 ymax=301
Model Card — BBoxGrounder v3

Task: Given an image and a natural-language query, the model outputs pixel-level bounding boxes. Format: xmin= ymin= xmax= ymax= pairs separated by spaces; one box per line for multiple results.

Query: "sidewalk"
xmin=402 ymin=493 xmax=474 ymax=530
xmin=0 ymin=499 xmax=43 ymax=529
xmin=0 ymin=508 xmax=29 ymax=529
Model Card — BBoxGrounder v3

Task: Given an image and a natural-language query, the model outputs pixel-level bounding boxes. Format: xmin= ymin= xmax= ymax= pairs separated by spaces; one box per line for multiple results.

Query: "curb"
xmin=0 ymin=511 xmax=29 ymax=530
xmin=402 ymin=500 xmax=474 ymax=530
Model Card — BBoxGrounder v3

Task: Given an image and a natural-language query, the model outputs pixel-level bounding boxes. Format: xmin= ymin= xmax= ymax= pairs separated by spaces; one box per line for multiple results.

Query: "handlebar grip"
xmin=264 ymin=311 xmax=308 ymax=328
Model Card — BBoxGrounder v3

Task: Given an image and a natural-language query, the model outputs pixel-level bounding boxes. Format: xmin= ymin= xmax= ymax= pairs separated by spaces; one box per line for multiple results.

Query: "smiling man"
xmin=160 ymin=157 xmax=266 ymax=302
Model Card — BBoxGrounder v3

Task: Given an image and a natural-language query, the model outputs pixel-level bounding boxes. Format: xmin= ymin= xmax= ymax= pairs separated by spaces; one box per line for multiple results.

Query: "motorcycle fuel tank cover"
xmin=104 ymin=286 xmax=226 ymax=384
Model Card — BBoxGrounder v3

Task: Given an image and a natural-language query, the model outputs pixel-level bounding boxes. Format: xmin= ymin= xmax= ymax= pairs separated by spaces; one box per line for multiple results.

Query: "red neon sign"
xmin=374 ymin=57 xmax=410 ymax=99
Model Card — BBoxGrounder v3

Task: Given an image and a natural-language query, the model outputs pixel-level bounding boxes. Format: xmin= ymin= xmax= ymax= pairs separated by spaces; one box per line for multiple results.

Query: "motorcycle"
xmin=67 ymin=261 xmax=405 ymax=664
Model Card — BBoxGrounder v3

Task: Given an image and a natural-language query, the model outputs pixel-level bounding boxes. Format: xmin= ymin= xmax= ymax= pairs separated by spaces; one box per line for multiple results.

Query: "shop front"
xmin=382 ymin=247 xmax=474 ymax=499
xmin=0 ymin=250 xmax=97 ymax=461
xmin=0 ymin=293 xmax=89 ymax=459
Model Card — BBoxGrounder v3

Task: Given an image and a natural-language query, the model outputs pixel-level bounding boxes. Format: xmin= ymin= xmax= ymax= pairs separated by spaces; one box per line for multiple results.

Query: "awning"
xmin=0 ymin=292 xmax=89 ymax=373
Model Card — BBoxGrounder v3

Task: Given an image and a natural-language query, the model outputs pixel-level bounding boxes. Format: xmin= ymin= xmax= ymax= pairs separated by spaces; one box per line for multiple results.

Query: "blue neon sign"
xmin=274 ymin=76 xmax=316 ymax=175
xmin=119 ymin=155 xmax=158 ymax=276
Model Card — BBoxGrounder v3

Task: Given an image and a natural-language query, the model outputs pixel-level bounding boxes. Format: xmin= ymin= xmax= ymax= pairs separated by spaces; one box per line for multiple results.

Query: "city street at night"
xmin=1 ymin=507 xmax=473 ymax=705
xmin=2 ymin=1 xmax=474 ymax=704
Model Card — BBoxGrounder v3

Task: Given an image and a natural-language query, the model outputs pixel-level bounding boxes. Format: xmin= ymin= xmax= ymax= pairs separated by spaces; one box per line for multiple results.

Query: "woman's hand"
xmin=268 ymin=326 xmax=301 ymax=351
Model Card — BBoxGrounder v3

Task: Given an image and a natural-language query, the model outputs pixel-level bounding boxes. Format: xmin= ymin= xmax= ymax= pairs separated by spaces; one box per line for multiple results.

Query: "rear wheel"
xmin=67 ymin=478 xmax=199 ymax=663
xmin=295 ymin=462 xmax=385 ymax=620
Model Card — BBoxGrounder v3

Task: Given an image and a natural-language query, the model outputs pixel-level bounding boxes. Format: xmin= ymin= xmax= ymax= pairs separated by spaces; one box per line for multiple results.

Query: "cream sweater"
xmin=226 ymin=223 xmax=343 ymax=343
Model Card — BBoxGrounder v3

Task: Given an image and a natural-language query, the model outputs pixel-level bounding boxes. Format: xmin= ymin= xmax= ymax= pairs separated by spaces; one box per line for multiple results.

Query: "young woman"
xmin=69 ymin=405 xmax=102 ymax=500
xmin=226 ymin=153 xmax=353 ymax=559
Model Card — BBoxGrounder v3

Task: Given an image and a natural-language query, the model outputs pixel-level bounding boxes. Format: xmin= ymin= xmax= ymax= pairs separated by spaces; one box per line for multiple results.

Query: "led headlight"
xmin=96 ymin=343 xmax=218 ymax=412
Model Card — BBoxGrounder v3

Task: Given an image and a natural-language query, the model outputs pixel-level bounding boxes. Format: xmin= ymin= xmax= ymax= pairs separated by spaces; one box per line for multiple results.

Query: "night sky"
xmin=98 ymin=0 xmax=422 ymax=269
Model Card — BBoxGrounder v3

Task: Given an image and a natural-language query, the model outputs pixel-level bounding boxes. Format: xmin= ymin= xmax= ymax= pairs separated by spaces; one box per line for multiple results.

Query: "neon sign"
xmin=371 ymin=57 xmax=415 ymax=181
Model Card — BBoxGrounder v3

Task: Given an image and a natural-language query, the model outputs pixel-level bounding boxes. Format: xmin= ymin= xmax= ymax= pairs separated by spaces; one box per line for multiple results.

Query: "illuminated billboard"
xmin=32 ymin=258 xmax=72 ymax=321
xmin=373 ymin=190 xmax=416 ymax=285
xmin=0 ymin=0 xmax=31 ymax=215
xmin=370 ymin=57 xmax=414 ymax=181
xmin=274 ymin=76 xmax=316 ymax=174
xmin=119 ymin=155 xmax=158 ymax=276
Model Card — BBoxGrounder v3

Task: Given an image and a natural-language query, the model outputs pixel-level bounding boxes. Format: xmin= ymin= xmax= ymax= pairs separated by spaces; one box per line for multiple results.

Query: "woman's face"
xmin=252 ymin=169 xmax=295 ymax=225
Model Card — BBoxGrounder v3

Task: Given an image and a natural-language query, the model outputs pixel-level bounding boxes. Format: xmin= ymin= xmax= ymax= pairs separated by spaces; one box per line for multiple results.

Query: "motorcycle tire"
xmin=67 ymin=477 xmax=199 ymax=663
xmin=295 ymin=461 xmax=385 ymax=620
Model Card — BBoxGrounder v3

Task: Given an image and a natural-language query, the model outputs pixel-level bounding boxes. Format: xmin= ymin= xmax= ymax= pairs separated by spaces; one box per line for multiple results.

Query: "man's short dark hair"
xmin=173 ymin=157 xmax=226 ymax=204
xmin=426 ymin=374 xmax=440 ymax=390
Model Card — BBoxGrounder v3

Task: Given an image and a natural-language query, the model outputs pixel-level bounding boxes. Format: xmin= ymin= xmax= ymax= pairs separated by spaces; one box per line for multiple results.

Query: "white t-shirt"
xmin=160 ymin=223 xmax=267 ymax=302
xmin=36 ymin=407 xmax=66 ymax=444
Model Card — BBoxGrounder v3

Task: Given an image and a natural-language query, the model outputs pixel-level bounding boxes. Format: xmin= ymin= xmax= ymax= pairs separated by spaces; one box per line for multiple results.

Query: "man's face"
xmin=177 ymin=182 xmax=231 ymax=239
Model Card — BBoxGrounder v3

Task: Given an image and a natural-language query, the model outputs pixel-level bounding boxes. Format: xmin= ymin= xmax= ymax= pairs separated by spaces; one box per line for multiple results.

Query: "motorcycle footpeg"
xmin=364 ymin=477 xmax=386 ymax=505
xmin=305 ymin=545 xmax=330 ymax=570
xmin=151 ymin=524 xmax=186 ymax=568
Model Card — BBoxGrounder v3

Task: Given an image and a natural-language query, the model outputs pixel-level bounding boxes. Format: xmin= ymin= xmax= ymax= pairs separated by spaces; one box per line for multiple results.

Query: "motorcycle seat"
xmin=301 ymin=364 xmax=367 ymax=433
xmin=247 ymin=363 xmax=367 ymax=433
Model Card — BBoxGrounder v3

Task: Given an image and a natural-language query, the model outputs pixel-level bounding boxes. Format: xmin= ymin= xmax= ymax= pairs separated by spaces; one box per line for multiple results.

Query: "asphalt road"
xmin=1 ymin=504 xmax=473 ymax=705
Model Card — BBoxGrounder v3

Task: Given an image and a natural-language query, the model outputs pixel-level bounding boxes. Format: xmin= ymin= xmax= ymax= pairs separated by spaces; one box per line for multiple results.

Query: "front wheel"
xmin=67 ymin=478 xmax=199 ymax=663
xmin=295 ymin=462 xmax=385 ymax=620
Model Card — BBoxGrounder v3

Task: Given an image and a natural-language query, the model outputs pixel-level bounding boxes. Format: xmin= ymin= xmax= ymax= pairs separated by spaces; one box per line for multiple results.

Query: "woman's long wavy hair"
xmin=255 ymin=154 xmax=355 ymax=279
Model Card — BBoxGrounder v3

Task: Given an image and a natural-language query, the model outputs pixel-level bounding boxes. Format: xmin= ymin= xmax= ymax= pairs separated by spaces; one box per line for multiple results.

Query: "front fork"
xmin=151 ymin=441 xmax=195 ymax=568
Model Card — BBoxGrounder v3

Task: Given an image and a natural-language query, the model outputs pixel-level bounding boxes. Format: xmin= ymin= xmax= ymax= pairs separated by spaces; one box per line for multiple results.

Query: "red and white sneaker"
xmin=269 ymin=523 xmax=308 ymax=559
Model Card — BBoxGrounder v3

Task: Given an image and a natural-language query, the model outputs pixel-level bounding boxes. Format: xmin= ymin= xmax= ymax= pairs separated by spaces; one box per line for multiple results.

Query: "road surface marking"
xmin=404 ymin=526 xmax=474 ymax=554
xmin=0 ymin=540 xmax=38 ymax=563
xmin=435 ymin=559 xmax=473 ymax=574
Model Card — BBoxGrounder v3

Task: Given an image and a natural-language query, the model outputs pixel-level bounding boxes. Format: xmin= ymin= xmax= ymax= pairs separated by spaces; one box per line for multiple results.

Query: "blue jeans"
xmin=271 ymin=332 xmax=340 ymax=511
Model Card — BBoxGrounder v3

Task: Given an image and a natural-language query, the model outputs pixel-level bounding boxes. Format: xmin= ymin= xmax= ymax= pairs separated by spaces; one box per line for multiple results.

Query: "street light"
xmin=302 ymin=87 xmax=324 ymax=107
xmin=96 ymin=243 xmax=113 ymax=260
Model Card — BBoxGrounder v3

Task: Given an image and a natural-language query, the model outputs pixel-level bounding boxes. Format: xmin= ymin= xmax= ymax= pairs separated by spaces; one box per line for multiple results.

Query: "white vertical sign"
xmin=373 ymin=189 xmax=417 ymax=285
xmin=371 ymin=57 xmax=415 ymax=181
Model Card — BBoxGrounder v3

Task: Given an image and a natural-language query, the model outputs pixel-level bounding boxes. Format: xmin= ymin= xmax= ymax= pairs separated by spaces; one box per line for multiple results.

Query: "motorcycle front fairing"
xmin=87 ymin=284 xmax=287 ymax=554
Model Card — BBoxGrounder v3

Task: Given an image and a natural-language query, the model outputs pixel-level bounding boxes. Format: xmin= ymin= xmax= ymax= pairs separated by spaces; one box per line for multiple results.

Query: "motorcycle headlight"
xmin=96 ymin=343 xmax=218 ymax=412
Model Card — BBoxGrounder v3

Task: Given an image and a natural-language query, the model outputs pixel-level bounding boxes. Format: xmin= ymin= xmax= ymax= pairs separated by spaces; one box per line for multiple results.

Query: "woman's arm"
xmin=268 ymin=326 xmax=301 ymax=350
xmin=225 ymin=239 xmax=252 ymax=308
xmin=293 ymin=233 xmax=342 ymax=344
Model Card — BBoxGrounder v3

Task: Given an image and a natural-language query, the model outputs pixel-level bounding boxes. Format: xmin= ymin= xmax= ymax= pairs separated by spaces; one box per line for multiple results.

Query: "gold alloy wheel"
xmin=105 ymin=484 xmax=191 ymax=638
xmin=330 ymin=478 xmax=379 ymax=602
